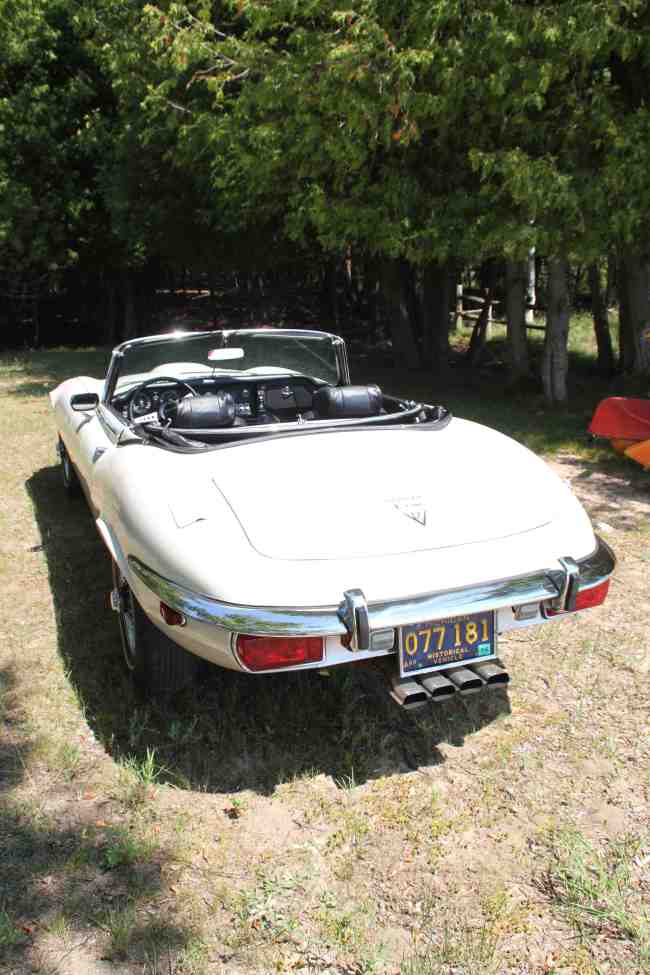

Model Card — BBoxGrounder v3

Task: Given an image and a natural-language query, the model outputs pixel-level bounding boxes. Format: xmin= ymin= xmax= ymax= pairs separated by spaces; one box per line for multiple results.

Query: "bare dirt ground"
xmin=0 ymin=355 xmax=648 ymax=975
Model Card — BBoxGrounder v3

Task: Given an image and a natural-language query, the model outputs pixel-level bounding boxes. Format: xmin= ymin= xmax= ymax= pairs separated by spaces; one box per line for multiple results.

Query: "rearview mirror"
xmin=208 ymin=348 xmax=245 ymax=361
xmin=70 ymin=392 xmax=99 ymax=411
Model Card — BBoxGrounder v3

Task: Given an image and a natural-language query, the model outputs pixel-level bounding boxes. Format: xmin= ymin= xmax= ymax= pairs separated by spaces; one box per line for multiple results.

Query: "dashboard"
xmin=113 ymin=375 xmax=321 ymax=425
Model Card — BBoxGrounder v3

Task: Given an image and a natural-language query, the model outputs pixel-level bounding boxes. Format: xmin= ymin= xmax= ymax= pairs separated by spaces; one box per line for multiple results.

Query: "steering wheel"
xmin=127 ymin=377 xmax=198 ymax=425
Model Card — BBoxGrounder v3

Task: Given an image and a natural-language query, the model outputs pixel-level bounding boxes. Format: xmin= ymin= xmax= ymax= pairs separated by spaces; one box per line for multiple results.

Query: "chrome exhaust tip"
xmin=419 ymin=672 xmax=457 ymax=702
xmin=390 ymin=676 xmax=431 ymax=711
xmin=446 ymin=666 xmax=484 ymax=695
xmin=469 ymin=661 xmax=510 ymax=687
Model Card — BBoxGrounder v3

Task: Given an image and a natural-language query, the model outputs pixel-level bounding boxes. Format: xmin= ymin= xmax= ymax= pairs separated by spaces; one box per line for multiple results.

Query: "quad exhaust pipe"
xmin=389 ymin=676 xmax=431 ymax=711
xmin=446 ymin=666 xmax=484 ymax=695
xmin=420 ymin=672 xmax=457 ymax=702
xmin=388 ymin=661 xmax=509 ymax=710
xmin=470 ymin=661 xmax=510 ymax=687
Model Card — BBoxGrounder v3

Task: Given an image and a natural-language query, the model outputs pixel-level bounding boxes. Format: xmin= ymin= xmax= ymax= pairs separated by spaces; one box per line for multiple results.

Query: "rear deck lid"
xmin=211 ymin=420 xmax=562 ymax=560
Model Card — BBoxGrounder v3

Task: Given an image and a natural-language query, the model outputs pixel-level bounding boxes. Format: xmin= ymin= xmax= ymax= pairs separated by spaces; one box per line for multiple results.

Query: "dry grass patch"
xmin=538 ymin=830 xmax=649 ymax=971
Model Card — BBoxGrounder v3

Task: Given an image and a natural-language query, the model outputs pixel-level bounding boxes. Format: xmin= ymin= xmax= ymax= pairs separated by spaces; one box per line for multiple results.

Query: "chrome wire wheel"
xmin=111 ymin=560 xmax=197 ymax=697
xmin=115 ymin=566 xmax=138 ymax=671
xmin=59 ymin=439 xmax=81 ymax=496
xmin=62 ymin=450 xmax=72 ymax=487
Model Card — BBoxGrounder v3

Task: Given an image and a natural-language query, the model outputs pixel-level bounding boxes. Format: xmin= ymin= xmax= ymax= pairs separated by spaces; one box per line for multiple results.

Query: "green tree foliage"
xmin=136 ymin=2 xmax=649 ymax=258
xmin=0 ymin=0 xmax=109 ymax=270
xmin=134 ymin=1 xmax=650 ymax=387
xmin=3 ymin=0 xmax=650 ymax=389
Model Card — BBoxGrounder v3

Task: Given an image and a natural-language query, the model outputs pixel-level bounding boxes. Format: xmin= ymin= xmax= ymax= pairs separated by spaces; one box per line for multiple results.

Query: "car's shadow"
xmin=27 ymin=464 xmax=511 ymax=796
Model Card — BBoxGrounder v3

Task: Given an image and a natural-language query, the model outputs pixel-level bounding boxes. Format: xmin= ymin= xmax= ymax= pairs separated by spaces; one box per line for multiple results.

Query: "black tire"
xmin=112 ymin=562 xmax=198 ymax=698
xmin=59 ymin=439 xmax=81 ymax=497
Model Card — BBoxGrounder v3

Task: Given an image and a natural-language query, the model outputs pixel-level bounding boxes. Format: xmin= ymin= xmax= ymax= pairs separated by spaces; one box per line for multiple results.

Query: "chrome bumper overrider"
xmin=127 ymin=536 xmax=615 ymax=652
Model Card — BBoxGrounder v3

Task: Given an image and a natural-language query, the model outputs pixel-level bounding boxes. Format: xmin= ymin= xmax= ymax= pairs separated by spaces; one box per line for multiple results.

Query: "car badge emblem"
xmin=390 ymin=497 xmax=427 ymax=526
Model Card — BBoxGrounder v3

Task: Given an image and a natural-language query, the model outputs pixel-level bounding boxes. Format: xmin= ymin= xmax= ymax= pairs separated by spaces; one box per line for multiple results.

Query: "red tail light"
xmin=236 ymin=635 xmax=324 ymax=671
xmin=574 ymin=579 xmax=610 ymax=610
xmin=547 ymin=579 xmax=610 ymax=617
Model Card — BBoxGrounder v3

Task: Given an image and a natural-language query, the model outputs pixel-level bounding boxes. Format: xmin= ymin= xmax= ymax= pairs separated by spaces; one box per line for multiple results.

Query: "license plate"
xmin=399 ymin=610 xmax=496 ymax=677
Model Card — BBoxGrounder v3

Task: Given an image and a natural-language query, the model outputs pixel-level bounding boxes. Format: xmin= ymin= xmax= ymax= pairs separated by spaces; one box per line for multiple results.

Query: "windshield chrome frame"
xmin=103 ymin=328 xmax=349 ymax=404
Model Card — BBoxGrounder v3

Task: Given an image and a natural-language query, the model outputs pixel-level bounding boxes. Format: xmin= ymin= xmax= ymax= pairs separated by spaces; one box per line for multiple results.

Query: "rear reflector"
xmin=236 ymin=635 xmax=324 ymax=672
xmin=160 ymin=602 xmax=186 ymax=626
xmin=547 ymin=579 xmax=610 ymax=616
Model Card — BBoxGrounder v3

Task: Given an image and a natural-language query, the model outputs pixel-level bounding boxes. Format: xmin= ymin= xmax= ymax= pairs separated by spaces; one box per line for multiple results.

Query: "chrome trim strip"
xmin=105 ymin=328 xmax=345 ymax=400
xmin=332 ymin=335 xmax=351 ymax=384
xmin=367 ymin=574 xmax=558 ymax=632
xmin=113 ymin=327 xmax=344 ymax=356
xmin=128 ymin=557 xmax=347 ymax=637
xmin=168 ymin=402 xmax=425 ymax=438
xmin=127 ymin=536 xmax=615 ymax=641
xmin=574 ymin=536 xmax=616 ymax=588
xmin=103 ymin=353 xmax=122 ymax=403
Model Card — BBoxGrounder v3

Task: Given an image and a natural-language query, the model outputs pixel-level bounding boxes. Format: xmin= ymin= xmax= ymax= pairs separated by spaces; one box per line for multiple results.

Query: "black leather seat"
xmin=311 ymin=384 xmax=383 ymax=419
xmin=171 ymin=393 xmax=243 ymax=428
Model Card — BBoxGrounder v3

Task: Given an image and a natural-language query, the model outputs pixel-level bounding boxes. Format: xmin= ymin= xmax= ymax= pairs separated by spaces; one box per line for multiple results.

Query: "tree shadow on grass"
xmin=26 ymin=464 xmax=511 ymax=798
xmin=0 ymin=666 xmax=197 ymax=975
xmin=6 ymin=380 xmax=60 ymax=397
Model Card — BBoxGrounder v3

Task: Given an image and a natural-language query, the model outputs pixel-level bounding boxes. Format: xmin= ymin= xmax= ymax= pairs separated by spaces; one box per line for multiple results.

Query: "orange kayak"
xmin=589 ymin=397 xmax=650 ymax=469
xmin=589 ymin=397 xmax=650 ymax=440
xmin=624 ymin=439 xmax=650 ymax=467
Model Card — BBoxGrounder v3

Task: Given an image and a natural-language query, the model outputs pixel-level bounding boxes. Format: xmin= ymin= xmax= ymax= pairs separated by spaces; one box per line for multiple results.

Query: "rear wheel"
xmin=112 ymin=562 xmax=198 ymax=697
xmin=59 ymin=439 xmax=81 ymax=497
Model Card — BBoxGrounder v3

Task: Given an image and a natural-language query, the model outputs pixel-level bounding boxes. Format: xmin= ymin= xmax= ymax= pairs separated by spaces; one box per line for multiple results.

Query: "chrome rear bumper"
xmin=128 ymin=536 xmax=615 ymax=650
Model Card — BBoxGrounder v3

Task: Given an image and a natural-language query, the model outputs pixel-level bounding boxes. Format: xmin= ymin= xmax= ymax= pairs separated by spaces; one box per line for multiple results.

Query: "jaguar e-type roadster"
xmin=50 ymin=328 xmax=615 ymax=708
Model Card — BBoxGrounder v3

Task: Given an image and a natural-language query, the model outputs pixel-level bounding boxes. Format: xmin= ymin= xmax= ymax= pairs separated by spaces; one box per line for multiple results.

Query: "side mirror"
xmin=70 ymin=392 xmax=99 ymax=412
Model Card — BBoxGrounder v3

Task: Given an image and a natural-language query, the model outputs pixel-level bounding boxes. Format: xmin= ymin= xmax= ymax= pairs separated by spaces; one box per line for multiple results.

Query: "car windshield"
xmin=113 ymin=330 xmax=341 ymax=391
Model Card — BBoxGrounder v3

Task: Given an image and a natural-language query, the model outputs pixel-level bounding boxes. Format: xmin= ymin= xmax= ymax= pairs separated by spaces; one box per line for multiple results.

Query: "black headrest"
xmin=172 ymin=393 xmax=236 ymax=428
xmin=312 ymin=384 xmax=383 ymax=419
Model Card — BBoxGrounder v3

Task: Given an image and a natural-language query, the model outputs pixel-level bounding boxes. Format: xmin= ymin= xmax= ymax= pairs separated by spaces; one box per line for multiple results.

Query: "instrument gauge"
xmin=160 ymin=390 xmax=180 ymax=408
xmin=131 ymin=392 xmax=152 ymax=416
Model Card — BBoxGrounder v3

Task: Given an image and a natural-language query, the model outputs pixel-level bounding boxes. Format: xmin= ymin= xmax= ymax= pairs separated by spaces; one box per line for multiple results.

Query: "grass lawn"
xmin=0 ymin=323 xmax=648 ymax=975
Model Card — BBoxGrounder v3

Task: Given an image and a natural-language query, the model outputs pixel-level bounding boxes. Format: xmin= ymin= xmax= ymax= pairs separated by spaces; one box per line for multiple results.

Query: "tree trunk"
xmin=618 ymin=256 xmax=633 ymax=371
xmin=402 ymin=260 xmax=421 ymax=342
xmin=619 ymin=250 xmax=650 ymax=374
xmin=454 ymin=281 xmax=463 ymax=330
xmin=32 ymin=295 xmax=40 ymax=347
xmin=104 ymin=278 xmax=117 ymax=345
xmin=525 ymin=248 xmax=536 ymax=325
xmin=606 ymin=250 xmax=616 ymax=308
xmin=421 ymin=261 xmax=452 ymax=372
xmin=588 ymin=262 xmax=615 ymax=375
xmin=542 ymin=257 xmax=570 ymax=404
xmin=380 ymin=258 xmax=421 ymax=369
xmin=467 ymin=288 xmax=492 ymax=367
xmin=122 ymin=271 xmax=137 ymax=339
xmin=364 ymin=258 xmax=381 ymax=335
xmin=505 ymin=260 xmax=529 ymax=381
xmin=323 ymin=258 xmax=339 ymax=329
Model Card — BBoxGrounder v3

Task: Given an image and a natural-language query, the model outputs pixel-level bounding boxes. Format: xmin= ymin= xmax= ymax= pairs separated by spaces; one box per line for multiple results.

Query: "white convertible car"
xmin=50 ymin=328 xmax=615 ymax=708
